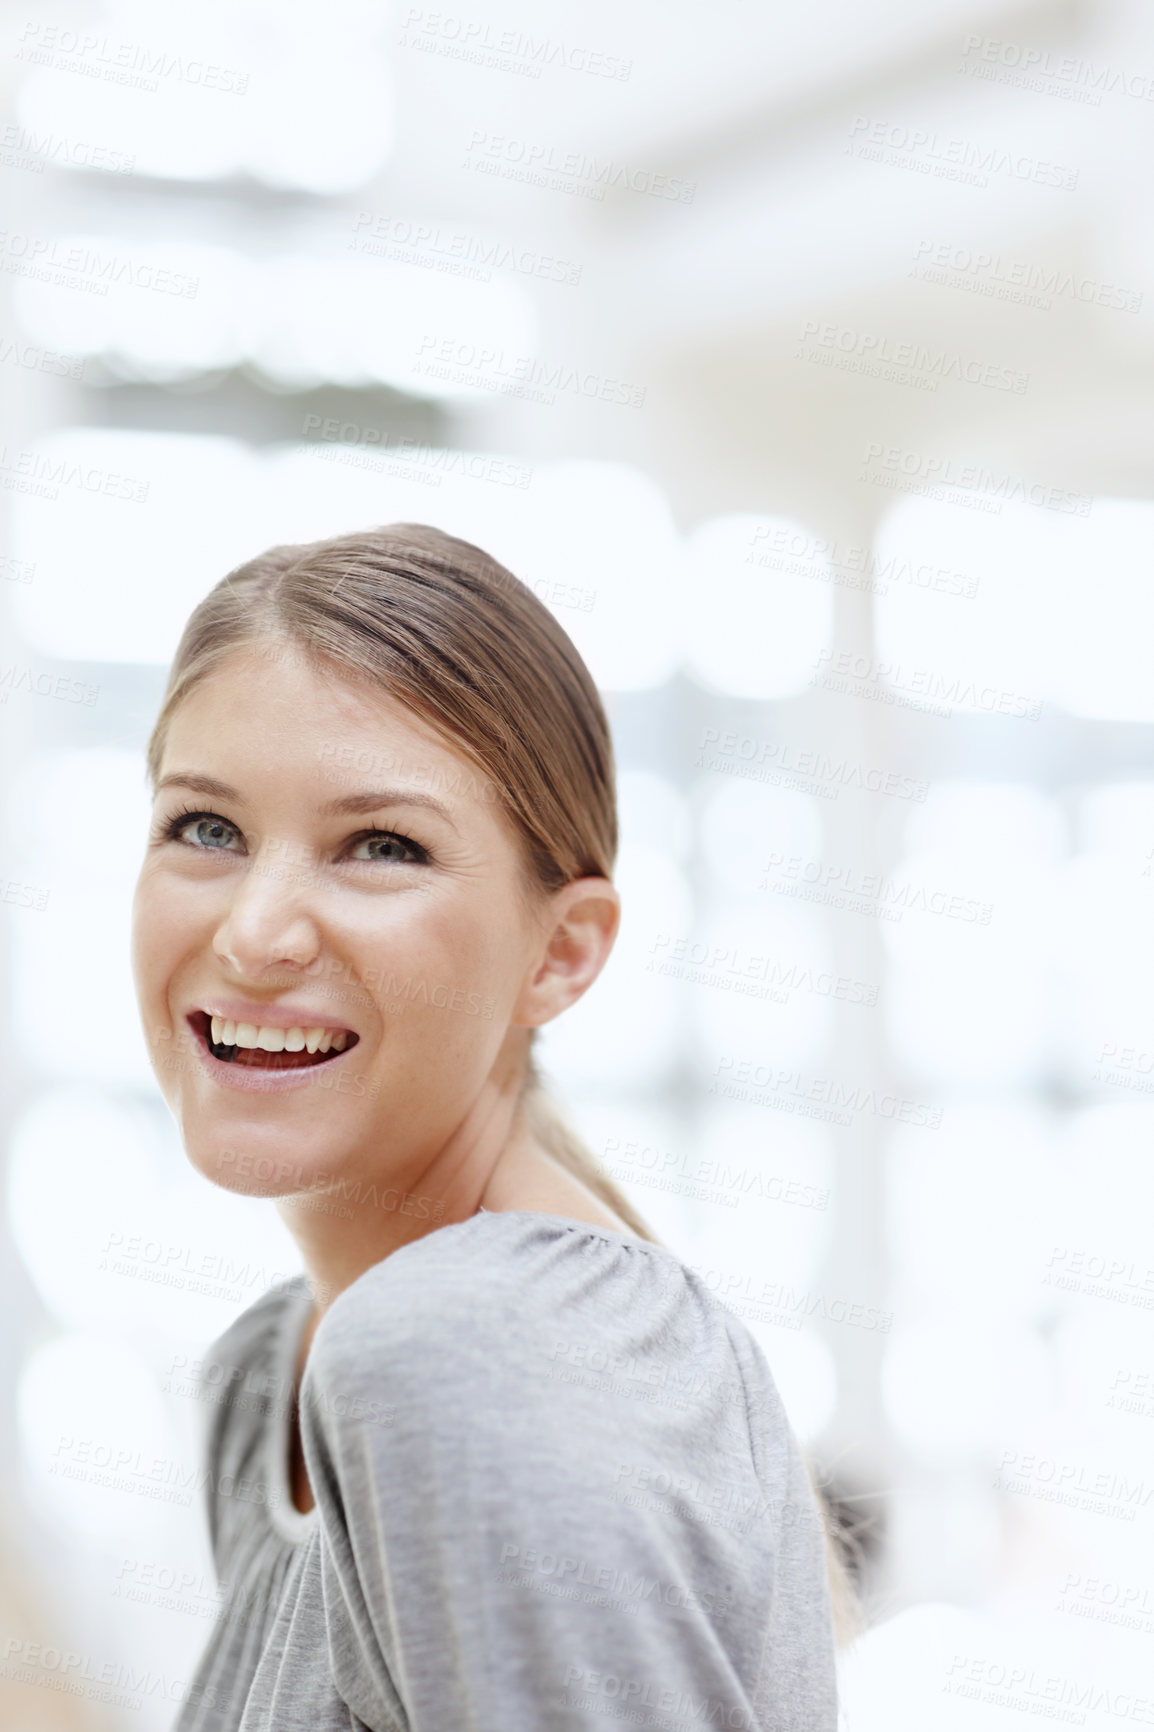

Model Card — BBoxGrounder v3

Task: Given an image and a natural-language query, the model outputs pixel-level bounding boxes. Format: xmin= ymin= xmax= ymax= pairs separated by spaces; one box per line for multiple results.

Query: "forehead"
xmin=159 ymin=643 xmax=504 ymax=817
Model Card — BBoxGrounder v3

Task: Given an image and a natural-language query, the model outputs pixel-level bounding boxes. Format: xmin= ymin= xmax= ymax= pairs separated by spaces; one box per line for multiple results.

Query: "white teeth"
xmin=207 ymin=1014 xmax=350 ymax=1055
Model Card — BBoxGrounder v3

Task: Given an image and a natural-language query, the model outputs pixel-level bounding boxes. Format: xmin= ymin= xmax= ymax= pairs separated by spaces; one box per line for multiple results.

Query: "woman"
xmin=132 ymin=524 xmax=845 ymax=1730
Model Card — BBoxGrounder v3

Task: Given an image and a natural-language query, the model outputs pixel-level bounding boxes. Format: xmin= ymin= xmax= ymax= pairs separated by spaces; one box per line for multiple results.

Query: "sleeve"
xmin=298 ymin=1260 xmax=791 ymax=1732
xmin=190 ymin=1297 xmax=280 ymax=1582
xmin=181 ymin=1280 xmax=304 ymax=1584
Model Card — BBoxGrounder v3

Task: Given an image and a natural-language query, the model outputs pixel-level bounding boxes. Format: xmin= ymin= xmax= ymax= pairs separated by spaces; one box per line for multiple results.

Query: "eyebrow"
xmin=320 ymin=788 xmax=457 ymax=830
xmin=154 ymin=774 xmax=458 ymax=830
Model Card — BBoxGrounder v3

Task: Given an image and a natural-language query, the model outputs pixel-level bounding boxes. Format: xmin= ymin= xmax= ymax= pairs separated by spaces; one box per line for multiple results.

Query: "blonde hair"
xmin=146 ymin=520 xmax=860 ymax=1638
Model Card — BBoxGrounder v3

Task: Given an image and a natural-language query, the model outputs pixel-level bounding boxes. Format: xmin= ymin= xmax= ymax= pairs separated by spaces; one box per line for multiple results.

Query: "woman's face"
xmin=131 ymin=642 xmax=558 ymax=1205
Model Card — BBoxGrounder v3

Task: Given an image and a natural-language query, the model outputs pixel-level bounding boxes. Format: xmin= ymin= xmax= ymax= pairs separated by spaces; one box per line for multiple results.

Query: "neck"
xmin=276 ymin=1036 xmax=532 ymax=1320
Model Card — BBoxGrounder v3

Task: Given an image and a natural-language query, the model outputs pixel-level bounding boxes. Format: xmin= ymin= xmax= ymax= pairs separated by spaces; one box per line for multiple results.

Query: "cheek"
xmin=131 ymin=877 xmax=166 ymax=997
xmin=131 ymin=872 xmax=199 ymax=1015
xmin=130 ymin=880 xmax=186 ymax=1105
xmin=356 ymin=884 xmax=528 ymax=978
xmin=342 ymin=890 xmax=531 ymax=1027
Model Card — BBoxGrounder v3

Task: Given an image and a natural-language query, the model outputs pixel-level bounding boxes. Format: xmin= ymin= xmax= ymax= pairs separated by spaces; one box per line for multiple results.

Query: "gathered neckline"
xmin=262 ymin=1207 xmax=668 ymax=1545
xmin=266 ymin=1277 xmax=321 ymax=1544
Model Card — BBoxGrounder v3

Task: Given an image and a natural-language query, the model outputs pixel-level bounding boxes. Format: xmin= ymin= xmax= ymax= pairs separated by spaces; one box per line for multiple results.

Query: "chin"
xmin=179 ymin=1107 xmax=362 ymax=1200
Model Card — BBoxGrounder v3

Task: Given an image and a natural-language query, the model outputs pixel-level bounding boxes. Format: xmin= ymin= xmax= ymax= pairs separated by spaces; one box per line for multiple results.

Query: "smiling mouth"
xmin=190 ymin=1011 xmax=360 ymax=1070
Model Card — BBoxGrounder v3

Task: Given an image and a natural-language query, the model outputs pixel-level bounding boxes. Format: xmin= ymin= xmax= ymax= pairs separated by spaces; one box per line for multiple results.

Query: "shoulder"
xmin=191 ymin=1273 xmax=310 ymax=1562
xmin=303 ymin=1212 xmax=778 ymax=1462
xmin=309 ymin=1210 xmax=684 ymax=1376
xmin=199 ymin=1272 xmax=310 ymax=1397
xmin=191 ymin=1274 xmax=309 ymax=1474
xmin=182 ymin=1274 xmax=307 ymax=1491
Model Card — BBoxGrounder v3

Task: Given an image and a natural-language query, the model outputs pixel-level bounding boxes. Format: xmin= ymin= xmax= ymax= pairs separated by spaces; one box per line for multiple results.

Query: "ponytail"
xmin=521 ymin=1055 xmax=658 ymax=1245
xmin=524 ymin=1057 xmax=863 ymax=1647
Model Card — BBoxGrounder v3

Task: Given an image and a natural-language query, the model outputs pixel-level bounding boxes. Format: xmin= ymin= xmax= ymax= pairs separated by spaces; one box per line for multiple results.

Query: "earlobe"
xmin=512 ymin=877 xmax=620 ymax=1029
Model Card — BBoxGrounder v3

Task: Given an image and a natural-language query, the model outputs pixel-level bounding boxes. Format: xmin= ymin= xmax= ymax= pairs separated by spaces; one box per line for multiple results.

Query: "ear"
xmin=511 ymin=876 xmax=621 ymax=1028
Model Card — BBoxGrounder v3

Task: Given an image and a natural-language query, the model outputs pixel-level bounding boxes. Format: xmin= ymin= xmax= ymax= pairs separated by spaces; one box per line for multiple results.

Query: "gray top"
xmin=171 ymin=1209 xmax=838 ymax=1731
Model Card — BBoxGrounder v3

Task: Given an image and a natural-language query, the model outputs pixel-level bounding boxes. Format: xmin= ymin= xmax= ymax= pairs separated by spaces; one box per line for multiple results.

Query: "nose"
xmin=212 ymin=842 xmax=323 ymax=977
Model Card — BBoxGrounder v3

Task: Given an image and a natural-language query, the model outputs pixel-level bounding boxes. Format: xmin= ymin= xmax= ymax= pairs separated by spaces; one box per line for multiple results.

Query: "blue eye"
xmin=347 ymin=831 xmax=428 ymax=865
xmin=167 ymin=811 xmax=244 ymax=852
xmin=153 ymin=808 xmax=429 ymax=867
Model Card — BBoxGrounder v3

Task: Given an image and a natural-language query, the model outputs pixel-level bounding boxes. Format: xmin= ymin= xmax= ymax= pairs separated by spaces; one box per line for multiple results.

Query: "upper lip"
xmin=190 ymin=997 xmax=357 ymax=1034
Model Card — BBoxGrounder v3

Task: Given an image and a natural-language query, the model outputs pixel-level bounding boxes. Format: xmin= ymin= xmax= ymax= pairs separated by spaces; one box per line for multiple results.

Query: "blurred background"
xmin=2 ymin=0 xmax=1154 ymax=1724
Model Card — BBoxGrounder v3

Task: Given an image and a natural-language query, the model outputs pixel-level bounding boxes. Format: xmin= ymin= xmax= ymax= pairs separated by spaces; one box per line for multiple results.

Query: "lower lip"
xmin=187 ymin=1018 xmax=362 ymax=1096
